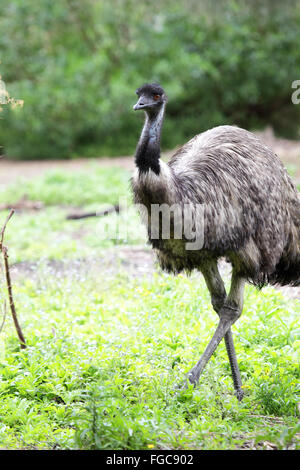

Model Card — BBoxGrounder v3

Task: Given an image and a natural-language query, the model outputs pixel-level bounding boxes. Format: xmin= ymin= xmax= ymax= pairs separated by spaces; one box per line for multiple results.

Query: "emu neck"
xmin=135 ymin=105 xmax=165 ymax=175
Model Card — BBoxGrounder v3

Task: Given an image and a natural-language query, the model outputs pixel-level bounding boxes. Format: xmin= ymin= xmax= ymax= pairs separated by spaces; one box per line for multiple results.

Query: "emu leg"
xmin=201 ymin=263 xmax=244 ymax=399
xmin=188 ymin=307 xmax=239 ymax=384
xmin=223 ymin=272 xmax=245 ymax=400
xmin=224 ymin=329 xmax=244 ymax=401
xmin=190 ymin=266 xmax=245 ymax=399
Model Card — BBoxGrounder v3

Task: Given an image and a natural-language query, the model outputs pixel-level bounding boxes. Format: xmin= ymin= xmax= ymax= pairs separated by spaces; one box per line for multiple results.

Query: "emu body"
xmin=131 ymin=83 xmax=300 ymax=400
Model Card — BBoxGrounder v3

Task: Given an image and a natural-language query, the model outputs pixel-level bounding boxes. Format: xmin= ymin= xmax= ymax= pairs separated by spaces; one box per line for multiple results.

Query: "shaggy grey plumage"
xmin=131 ymin=83 xmax=300 ymax=400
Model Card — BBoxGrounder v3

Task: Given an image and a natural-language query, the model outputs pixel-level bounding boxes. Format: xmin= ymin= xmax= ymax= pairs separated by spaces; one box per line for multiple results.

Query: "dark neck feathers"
xmin=135 ymin=104 xmax=165 ymax=175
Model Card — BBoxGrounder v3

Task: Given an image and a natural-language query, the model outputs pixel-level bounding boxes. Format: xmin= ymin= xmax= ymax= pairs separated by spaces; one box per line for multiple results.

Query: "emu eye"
xmin=153 ymin=94 xmax=160 ymax=101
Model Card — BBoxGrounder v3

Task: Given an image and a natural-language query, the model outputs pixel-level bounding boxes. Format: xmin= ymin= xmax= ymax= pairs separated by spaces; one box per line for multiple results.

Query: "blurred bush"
xmin=0 ymin=0 xmax=300 ymax=159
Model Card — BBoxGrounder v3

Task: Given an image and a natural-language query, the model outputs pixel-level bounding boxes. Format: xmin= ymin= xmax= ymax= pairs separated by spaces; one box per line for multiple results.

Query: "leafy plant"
xmin=1 ymin=0 xmax=299 ymax=159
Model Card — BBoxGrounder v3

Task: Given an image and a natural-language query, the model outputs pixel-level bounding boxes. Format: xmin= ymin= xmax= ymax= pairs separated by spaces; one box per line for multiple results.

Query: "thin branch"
xmin=0 ymin=209 xmax=14 ymax=249
xmin=0 ymin=300 xmax=7 ymax=334
xmin=0 ymin=210 xmax=26 ymax=349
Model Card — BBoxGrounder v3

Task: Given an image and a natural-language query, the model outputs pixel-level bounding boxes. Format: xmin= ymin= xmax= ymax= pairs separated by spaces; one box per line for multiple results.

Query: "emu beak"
xmin=133 ymin=96 xmax=148 ymax=110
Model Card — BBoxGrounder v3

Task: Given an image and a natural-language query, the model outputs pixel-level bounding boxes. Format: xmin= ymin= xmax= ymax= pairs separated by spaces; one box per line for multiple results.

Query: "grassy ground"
xmin=0 ymin=164 xmax=299 ymax=450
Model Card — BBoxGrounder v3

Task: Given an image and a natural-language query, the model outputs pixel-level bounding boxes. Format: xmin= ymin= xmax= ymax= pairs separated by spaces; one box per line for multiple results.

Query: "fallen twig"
xmin=0 ymin=197 xmax=44 ymax=212
xmin=66 ymin=204 xmax=121 ymax=220
xmin=0 ymin=210 xmax=26 ymax=349
xmin=248 ymin=414 xmax=284 ymax=423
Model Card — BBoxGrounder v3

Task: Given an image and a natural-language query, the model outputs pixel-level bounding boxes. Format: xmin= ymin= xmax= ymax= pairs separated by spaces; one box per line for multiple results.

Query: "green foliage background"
xmin=0 ymin=0 xmax=300 ymax=159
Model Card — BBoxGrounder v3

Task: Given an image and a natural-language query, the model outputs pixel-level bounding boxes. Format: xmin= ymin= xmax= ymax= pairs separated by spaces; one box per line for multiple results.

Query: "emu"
xmin=131 ymin=83 xmax=300 ymax=401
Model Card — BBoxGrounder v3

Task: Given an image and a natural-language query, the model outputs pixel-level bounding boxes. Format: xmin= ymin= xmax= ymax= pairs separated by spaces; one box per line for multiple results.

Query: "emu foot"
xmin=187 ymin=368 xmax=200 ymax=387
xmin=174 ymin=377 xmax=189 ymax=392
xmin=189 ymin=369 xmax=245 ymax=402
xmin=235 ymin=387 xmax=244 ymax=402
xmin=176 ymin=370 xmax=244 ymax=402
xmin=174 ymin=372 xmax=197 ymax=392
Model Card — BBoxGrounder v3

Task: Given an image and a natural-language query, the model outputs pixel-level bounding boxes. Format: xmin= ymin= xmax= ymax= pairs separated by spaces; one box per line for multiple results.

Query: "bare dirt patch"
xmin=255 ymin=127 xmax=300 ymax=183
xmin=0 ymin=156 xmax=134 ymax=186
xmin=10 ymin=245 xmax=300 ymax=300
xmin=10 ymin=246 xmax=155 ymax=283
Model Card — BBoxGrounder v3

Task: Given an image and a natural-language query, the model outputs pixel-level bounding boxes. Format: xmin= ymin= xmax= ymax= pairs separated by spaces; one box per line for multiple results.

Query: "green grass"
xmin=0 ymin=164 xmax=130 ymax=207
xmin=0 ymin=166 xmax=145 ymax=263
xmin=0 ymin=269 xmax=299 ymax=450
xmin=0 ymin=166 xmax=299 ymax=450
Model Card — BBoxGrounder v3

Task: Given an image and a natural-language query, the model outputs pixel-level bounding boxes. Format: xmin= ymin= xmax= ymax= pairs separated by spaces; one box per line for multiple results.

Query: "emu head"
xmin=133 ymin=83 xmax=167 ymax=116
